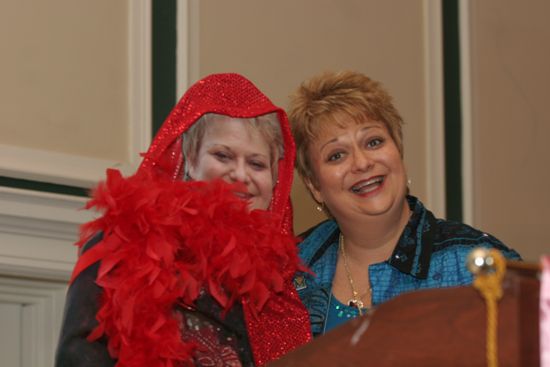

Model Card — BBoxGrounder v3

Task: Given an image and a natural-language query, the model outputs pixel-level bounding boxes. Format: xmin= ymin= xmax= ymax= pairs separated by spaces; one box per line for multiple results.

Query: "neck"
xmin=337 ymin=198 xmax=411 ymax=265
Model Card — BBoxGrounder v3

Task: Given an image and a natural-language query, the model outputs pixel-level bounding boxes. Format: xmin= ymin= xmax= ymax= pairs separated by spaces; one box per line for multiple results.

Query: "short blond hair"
xmin=182 ymin=113 xmax=284 ymax=179
xmin=288 ymin=70 xmax=404 ymax=183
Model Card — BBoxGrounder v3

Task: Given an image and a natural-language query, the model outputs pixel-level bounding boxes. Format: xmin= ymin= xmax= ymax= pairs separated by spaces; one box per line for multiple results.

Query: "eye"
xmin=327 ymin=151 xmax=344 ymax=162
xmin=213 ymin=151 xmax=231 ymax=162
xmin=367 ymin=137 xmax=384 ymax=148
xmin=249 ymin=159 xmax=268 ymax=171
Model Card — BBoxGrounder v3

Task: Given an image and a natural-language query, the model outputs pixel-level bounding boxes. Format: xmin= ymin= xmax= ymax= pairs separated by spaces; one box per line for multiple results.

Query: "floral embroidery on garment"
xmin=183 ymin=313 xmax=242 ymax=367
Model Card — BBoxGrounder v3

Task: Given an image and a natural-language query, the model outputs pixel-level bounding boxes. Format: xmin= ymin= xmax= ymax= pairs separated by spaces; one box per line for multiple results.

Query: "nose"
xmin=350 ymin=148 xmax=373 ymax=173
xmin=228 ymin=160 xmax=250 ymax=183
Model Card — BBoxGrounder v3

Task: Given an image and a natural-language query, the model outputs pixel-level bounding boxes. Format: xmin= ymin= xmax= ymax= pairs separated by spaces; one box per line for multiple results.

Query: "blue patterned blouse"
xmin=293 ymin=196 xmax=521 ymax=336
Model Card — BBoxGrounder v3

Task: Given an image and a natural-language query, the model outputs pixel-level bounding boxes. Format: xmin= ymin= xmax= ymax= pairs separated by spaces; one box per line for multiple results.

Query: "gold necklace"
xmin=339 ymin=233 xmax=371 ymax=316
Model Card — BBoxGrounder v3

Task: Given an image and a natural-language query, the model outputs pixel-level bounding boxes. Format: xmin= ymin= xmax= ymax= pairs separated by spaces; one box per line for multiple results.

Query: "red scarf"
xmin=71 ymin=169 xmax=310 ymax=366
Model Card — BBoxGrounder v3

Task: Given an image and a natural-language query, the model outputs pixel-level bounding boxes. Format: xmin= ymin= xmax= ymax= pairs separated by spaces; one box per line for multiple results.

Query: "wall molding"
xmin=177 ymin=0 xmax=189 ymax=96
xmin=129 ymin=0 xmax=153 ymax=165
xmin=0 ymin=0 xmax=152 ymax=189
xmin=0 ymin=143 xmax=134 ymax=188
xmin=177 ymin=0 xmax=199 ymax=96
xmin=423 ymin=0 xmax=446 ymax=219
xmin=0 ymin=186 xmax=92 ymax=281
xmin=0 ymin=5 xmax=152 ymax=365
xmin=0 ymin=277 xmax=67 ymax=367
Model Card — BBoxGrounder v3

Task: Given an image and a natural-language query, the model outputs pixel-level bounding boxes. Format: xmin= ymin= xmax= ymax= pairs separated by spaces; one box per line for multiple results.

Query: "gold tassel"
xmin=467 ymin=248 xmax=506 ymax=367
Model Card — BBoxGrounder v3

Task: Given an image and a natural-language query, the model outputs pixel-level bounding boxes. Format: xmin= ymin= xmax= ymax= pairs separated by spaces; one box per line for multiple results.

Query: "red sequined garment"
xmin=57 ymin=74 xmax=312 ymax=367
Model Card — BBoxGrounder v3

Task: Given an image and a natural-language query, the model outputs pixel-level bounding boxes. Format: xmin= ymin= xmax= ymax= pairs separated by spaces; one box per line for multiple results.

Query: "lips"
xmin=234 ymin=191 xmax=253 ymax=200
xmin=350 ymin=176 xmax=384 ymax=194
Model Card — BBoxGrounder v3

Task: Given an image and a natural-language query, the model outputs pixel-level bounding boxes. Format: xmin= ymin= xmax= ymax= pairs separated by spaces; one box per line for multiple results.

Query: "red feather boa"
xmin=75 ymin=169 xmax=305 ymax=366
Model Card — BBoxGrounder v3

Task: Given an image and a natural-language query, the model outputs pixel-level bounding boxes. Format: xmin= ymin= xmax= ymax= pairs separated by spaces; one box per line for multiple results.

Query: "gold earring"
xmin=316 ymin=203 xmax=324 ymax=212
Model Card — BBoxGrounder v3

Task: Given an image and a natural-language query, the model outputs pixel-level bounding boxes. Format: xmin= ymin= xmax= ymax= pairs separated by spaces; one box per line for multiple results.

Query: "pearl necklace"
xmin=339 ymin=233 xmax=371 ymax=316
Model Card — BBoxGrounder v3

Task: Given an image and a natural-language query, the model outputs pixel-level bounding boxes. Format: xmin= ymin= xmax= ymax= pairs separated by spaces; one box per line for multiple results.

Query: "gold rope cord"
xmin=468 ymin=248 xmax=506 ymax=367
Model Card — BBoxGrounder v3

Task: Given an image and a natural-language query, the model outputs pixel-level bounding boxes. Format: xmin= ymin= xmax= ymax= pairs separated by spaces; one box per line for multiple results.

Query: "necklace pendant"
xmin=348 ymin=299 xmax=364 ymax=309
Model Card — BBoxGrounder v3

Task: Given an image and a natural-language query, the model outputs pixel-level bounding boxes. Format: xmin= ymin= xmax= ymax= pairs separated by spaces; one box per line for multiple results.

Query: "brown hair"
xmin=288 ymin=70 xmax=404 ymax=184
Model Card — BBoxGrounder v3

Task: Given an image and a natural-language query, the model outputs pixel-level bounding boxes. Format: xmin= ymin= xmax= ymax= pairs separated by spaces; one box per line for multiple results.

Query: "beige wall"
xmin=0 ymin=0 xmax=129 ymax=162
xmin=197 ymin=0 xmax=429 ymax=234
xmin=2 ymin=0 xmax=547 ymax=260
xmin=469 ymin=0 xmax=550 ymax=260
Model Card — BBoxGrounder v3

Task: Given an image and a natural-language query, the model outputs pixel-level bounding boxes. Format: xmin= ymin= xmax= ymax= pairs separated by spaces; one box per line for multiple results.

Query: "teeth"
xmin=351 ymin=177 xmax=383 ymax=193
xmin=365 ymin=177 xmax=383 ymax=185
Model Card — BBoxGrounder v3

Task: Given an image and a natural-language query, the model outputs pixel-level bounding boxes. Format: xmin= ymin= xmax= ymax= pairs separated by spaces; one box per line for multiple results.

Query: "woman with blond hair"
xmin=288 ymin=70 xmax=520 ymax=336
xmin=56 ymin=73 xmax=311 ymax=366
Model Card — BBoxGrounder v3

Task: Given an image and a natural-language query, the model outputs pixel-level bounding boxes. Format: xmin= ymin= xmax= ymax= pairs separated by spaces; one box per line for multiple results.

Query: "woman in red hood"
xmin=55 ymin=73 xmax=312 ymax=367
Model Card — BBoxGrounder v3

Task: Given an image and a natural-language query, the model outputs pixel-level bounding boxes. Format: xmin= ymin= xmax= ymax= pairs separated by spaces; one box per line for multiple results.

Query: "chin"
xmin=360 ymin=197 xmax=403 ymax=217
xmin=248 ymin=201 xmax=264 ymax=211
xmin=361 ymin=206 xmax=393 ymax=217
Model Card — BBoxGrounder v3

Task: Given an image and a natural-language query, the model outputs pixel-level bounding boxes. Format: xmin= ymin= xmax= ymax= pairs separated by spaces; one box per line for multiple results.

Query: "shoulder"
xmin=80 ymin=232 xmax=104 ymax=254
xmin=431 ymin=218 xmax=521 ymax=260
xmin=296 ymin=220 xmax=338 ymax=265
xmin=297 ymin=219 xmax=337 ymax=242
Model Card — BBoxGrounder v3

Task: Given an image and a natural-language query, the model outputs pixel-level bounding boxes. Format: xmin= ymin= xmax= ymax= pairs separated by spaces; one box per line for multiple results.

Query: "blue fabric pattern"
xmin=294 ymin=196 xmax=521 ymax=337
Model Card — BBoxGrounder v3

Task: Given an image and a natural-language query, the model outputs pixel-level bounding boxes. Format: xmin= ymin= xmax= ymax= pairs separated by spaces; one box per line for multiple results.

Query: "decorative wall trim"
xmin=129 ymin=0 xmax=153 ymax=164
xmin=0 ymin=5 xmax=152 ymax=365
xmin=177 ymin=0 xmax=200 ymax=96
xmin=0 ymin=0 xmax=151 ymax=189
xmin=177 ymin=0 xmax=189 ymax=96
xmin=0 ymin=187 xmax=92 ymax=282
xmin=0 ymin=277 xmax=67 ymax=367
xmin=423 ymin=0 xmax=446 ymax=218
xmin=0 ymin=143 xmax=132 ymax=188
xmin=459 ymin=0 xmax=474 ymax=225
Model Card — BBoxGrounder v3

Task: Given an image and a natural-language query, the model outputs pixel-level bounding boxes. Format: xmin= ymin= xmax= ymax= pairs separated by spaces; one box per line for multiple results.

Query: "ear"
xmin=304 ymin=176 xmax=324 ymax=204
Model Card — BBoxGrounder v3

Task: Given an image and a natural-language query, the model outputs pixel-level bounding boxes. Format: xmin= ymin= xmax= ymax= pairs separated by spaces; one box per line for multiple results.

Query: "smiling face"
xmin=305 ymin=117 xmax=408 ymax=223
xmin=187 ymin=117 xmax=275 ymax=210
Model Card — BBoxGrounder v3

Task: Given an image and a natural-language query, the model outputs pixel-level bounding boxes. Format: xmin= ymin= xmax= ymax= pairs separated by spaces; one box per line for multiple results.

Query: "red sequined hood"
xmin=139 ymin=73 xmax=296 ymax=234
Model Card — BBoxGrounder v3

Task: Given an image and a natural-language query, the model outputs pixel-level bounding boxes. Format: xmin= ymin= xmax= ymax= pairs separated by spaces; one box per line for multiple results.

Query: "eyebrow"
xmin=319 ymin=137 xmax=339 ymax=152
xmin=319 ymin=125 xmax=381 ymax=151
xmin=248 ymin=153 xmax=270 ymax=160
xmin=208 ymin=144 xmax=270 ymax=159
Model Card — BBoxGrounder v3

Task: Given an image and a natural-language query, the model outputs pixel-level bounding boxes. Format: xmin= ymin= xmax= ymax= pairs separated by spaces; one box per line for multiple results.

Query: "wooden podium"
xmin=269 ymin=262 xmax=540 ymax=367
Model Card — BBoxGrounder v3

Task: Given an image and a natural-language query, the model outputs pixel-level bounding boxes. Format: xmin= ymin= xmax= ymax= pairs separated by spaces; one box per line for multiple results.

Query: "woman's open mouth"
xmin=234 ymin=191 xmax=253 ymax=200
xmin=350 ymin=176 xmax=384 ymax=195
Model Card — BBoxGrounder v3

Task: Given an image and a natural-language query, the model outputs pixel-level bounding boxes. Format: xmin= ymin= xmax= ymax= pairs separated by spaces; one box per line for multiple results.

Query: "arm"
xmin=55 ymin=233 xmax=116 ymax=367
